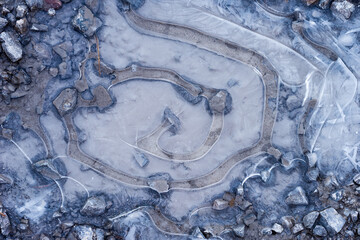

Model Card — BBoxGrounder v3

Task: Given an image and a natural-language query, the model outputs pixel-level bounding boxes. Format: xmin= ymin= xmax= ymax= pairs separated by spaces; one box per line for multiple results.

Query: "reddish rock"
xmin=43 ymin=0 xmax=62 ymax=10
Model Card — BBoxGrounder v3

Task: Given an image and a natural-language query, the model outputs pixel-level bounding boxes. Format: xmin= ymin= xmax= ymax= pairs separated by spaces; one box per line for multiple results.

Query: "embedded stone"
xmin=303 ymin=211 xmax=319 ymax=229
xmin=0 ymin=32 xmax=23 ymax=62
xmin=285 ymin=186 xmax=308 ymax=205
xmin=313 ymin=225 xmax=327 ymax=237
xmin=72 ymin=6 xmax=102 ymax=38
xmin=212 ymin=199 xmax=228 ymax=210
xmin=233 ymin=223 xmax=245 ymax=238
xmin=320 ymin=208 xmax=345 ymax=233
xmin=80 ymin=196 xmax=106 ymax=216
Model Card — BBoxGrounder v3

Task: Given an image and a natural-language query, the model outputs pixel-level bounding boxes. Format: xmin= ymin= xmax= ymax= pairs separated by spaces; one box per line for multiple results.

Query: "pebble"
xmin=80 ymin=196 xmax=106 ymax=216
xmin=303 ymin=211 xmax=319 ymax=229
xmin=320 ymin=207 xmax=345 ymax=233
xmin=292 ymin=223 xmax=304 ymax=234
xmin=285 ymin=186 xmax=308 ymax=205
xmin=272 ymin=223 xmax=283 ymax=233
xmin=232 ymin=223 xmax=245 ymax=238
xmin=331 ymin=0 xmax=355 ymax=19
xmin=313 ymin=225 xmax=327 ymax=237
xmin=0 ymin=31 xmax=23 ymax=62
xmin=212 ymin=199 xmax=228 ymax=210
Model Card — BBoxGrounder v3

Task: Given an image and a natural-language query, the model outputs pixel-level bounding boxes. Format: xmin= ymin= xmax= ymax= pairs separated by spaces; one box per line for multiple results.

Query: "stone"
xmin=306 ymin=168 xmax=319 ymax=181
xmin=260 ymin=170 xmax=270 ymax=182
xmin=134 ymin=151 xmax=149 ymax=168
xmin=272 ymin=223 xmax=283 ymax=233
xmin=320 ymin=208 xmax=346 ymax=233
xmin=48 ymin=8 xmax=56 ymax=16
xmin=324 ymin=174 xmax=339 ymax=188
xmin=33 ymin=159 xmax=61 ymax=180
xmin=285 ymin=186 xmax=308 ymax=205
xmin=330 ymin=189 xmax=344 ymax=201
xmin=44 ymin=0 xmax=62 ymax=10
xmin=163 ymin=107 xmax=181 ymax=134
xmin=30 ymin=24 xmax=48 ymax=32
xmin=49 ymin=67 xmax=58 ymax=77
xmin=353 ymin=173 xmax=360 ymax=185
xmin=331 ymin=0 xmax=355 ymax=19
xmin=148 ymin=179 xmax=169 ymax=193
xmin=0 ymin=211 xmax=11 ymax=236
xmin=53 ymin=41 xmax=72 ymax=59
xmin=0 ymin=32 xmax=23 ymax=62
xmin=305 ymin=0 xmax=318 ymax=6
xmin=319 ymin=0 xmax=332 ymax=9
xmin=222 ymin=192 xmax=234 ymax=202
xmin=238 ymin=199 xmax=252 ymax=211
xmin=243 ymin=213 xmax=256 ymax=226
xmin=85 ymin=0 xmax=100 ymax=13
xmin=72 ymin=6 xmax=103 ymax=38
xmin=72 ymin=225 xmax=94 ymax=240
xmin=6 ymin=13 xmax=16 ymax=26
xmin=25 ymin=0 xmax=43 ymax=11
xmin=351 ymin=210 xmax=359 ymax=222
xmin=80 ymin=196 xmax=106 ymax=216
xmin=267 ymin=147 xmax=282 ymax=159
xmin=58 ymin=61 xmax=72 ymax=79
xmin=39 ymin=233 xmax=51 ymax=240
xmin=232 ymin=223 xmax=245 ymax=238
xmin=192 ymin=227 xmax=205 ymax=238
xmin=292 ymin=223 xmax=304 ymax=234
xmin=53 ymin=88 xmax=78 ymax=116
xmin=261 ymin=227 xmax=272 ymax=235
xmin=313 ymin=225 xmax=327 ymax=237
xmin=16 ymin=5 xmax=28 ymax=18
xmin=15 ymin=18 xmax=28 ymax=34
xmin=281 ymin=216 xmax=295 ymax=229
xmin=212 ymin=199 xmax=228 ymax=210
xmin=0 ymin=17 xmax=8 ymax=31
xmin=303 ymin=211 xmax=319 ymax=229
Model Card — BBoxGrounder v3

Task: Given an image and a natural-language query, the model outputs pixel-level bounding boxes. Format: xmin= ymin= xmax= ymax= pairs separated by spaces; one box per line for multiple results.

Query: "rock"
xmin=286 ymin=95 xmax=301 ymax=111
xmin=0 ymin=210 xmax=11 ymax=236
xmin=53 ymin=41 xmax=72 ymax=59
xmin=222 ymin=192 xmax=234 ymax=202
xmin=1 ymin=7 xmax=10 ymax=15
xmin=303 ymin=211 xmax=319 ymax=229
xmin=134 ymin=151 xmax=149 ymax=168
xmin=260 ymin=170 xmax=270 ymax=182
xmin=44 ymin=0 xmax=62 ymax=10
xmin=324 ymin=174 xmax=339 ymax=189
xmin=148 ymin=179 xmax=169 ymax=193
xmin=72 ymin=225 xmax=94 ymax=240
xmin=330 ymin=189 xmax=344 ymax=201
xmin=285 ymin=186 xmax=308 ymax=205
xmin=306 ymin=168 xmax=319 ymax=181
xmin=232 ymin=223 xmax=245 ymax=238
xmin=6 ymin=13 xmax=16 ymax=26
xmin=331 ymin=0 xmax=355 ymax=19
xmin=243 ymin=213 xmax=256 ymax=226
xmin=49 ymin=67 xmax=58 ymax=77
xmin=72 ymin=6 xmax=102 ymax=38
xmin=261 ymin=227 xmax=272 ymax=235
xmin=53 ymin=88 xmax=78 ymax=116
xmin=85 ymin=0 xmax=99 ymax=13
xmin=0 ymin=32 xmax=23 ymax=62
xmin=0 ymin=17 xmax=8 ymax=31
xmin=281 ymin=216 xmax=295 ymax=229
xmin=25 ymin=0 xmax=43 ymax=11
xmin=313 ymin=225 xmax=327 ymax=237
xmin=48 ymin=8 xmax=56 ymax=16
xmin=292 ymin=223 xmax=304 ymax=234
xmin=320 ymin=208 xmax=346 ymax=233
xmin=350 ymin=210 xmax=359 ymax=222
xmin=212 ymin=199 xmax=228 ymax=210
xmin=267 ymin=147 xmax=282 ymax=159
xmin=15 ymin=18 xmax=28 ymax=34
xmin=30 ymin=23 xmax=48 ymax=32
xmin=16 ymin=5 xmax=28 ymax=18
xmin=39 ymin=233 xmax=51 ymax=240
xmin=192 ymin=227 xmax=205 ymax=238
xmin=81 ymin=196 xmax=106 ymax=216
xmin=238 ymin=199 xmax=252 ymax=211
xmin=319 ymin=0 xmax=332 ymax=9
xmin=345 ymin=230 xmax=355 ymax=237
xmin=353 ymin=173 xmax=360 ymax=185
xmin=305 ymin=0 xmax=318 ymax=6
xmin=163 ymin=107 xmax=181 ymax=134
xmin=272 ymin=223 xmax=283 ymax=233
xmin=33 ymin=159 xmax=61 ymax=180
xmin=58 ymin=61 xmax=72 ymax=79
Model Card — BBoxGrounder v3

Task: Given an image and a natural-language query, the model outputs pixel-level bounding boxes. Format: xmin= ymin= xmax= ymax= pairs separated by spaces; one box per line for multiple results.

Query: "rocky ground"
xmin=0 ymin=0 xmax=359 ymax=239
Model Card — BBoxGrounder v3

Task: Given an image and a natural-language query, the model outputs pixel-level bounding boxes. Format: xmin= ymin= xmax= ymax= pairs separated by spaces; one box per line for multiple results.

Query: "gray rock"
xmin=72 ymin=6 xmax=102 ymax=38
xmin=81 ymin=196 xmax=106 ymax=216
xmin=16 ymin=5 xmax=28 ymax=18
xmin=319 ymin=0 xmax=332 ymax=9
xmin=85 ymin=0 xmax=100 ymax=13
xmin=58 ymin=61 xmax=72 ymax=79
xmin=72 ymin=225 xmax=94 ymax=240
xmin=260 ymin=169 xmax=270 ymax=182
xmin=15 ymin=18 xmax=28 ymax=34
xmin=232 ymin=223 xmax=245 ymax=238
xmin=303 ymin=211 xmax=319 ymax=229
xmin=330 ymin=189 xmax=344 ymax=201
xmin=6 ymin=13 xmax=16 ymax=26
xmin=285 ymin=186 xmax=308 ymax=205
xmin=320 ymin=208 xmax=346 ymax=233
xmin=53 ymin=41 xmax=72 ymax=59
xmin=49 ymin=67 xmax=59 ymax=77
xmin=148 ymin=179 xmax=169 ymax=193
xmin=237 ymin=184 xmax=244 ymax=196
xmin=0 ymin=210 xmax=11 ymax=236
xmin=306 ymin=168 xmax=319 ymax=181
xmin=281 ymin=215 xmax=295 ymax=229
xmin=313 ymin=225 xmax=327 ymax=237
xmin=286 ymin=95 xmax=301 ymax=111
xmin=243 ymin=213 xmax=256 ymax=226
xmin=222 ymin=192 xmax=234 ymax=202
xmin=192 ymin=227 xmax=205 ymax=238
xmin=30 ymin=24 xmax=48 ymax=32
xmin=261 ymin=227 xmax=272 ymax=235
xmin=163 ymin=107 xmax=181 ymax=134
xmin=39 ymin=233 xmax=51 ymax=240
xmin=53 ymin=88 xmax=78 ymax=116
xmin=134 ymin=151 xmax=149 ymax=168
xmin=272 ymin=223 xmax=283 ymax=233
xmin=25 ymin=0 xmax=43 ymax=11
xmin=0 ymin=17 xmax=8 ymax=31
xmin=292 ymin=223 xmax=304 ymax=234
xmin=353 ymin=173 xmax=360 ymax=185
xmin=331 ymin=0 xmax=355 ymax=19
xmin=350 ymin=210 xmax=359 ymax=222
xmin=0 ymin=32 xmax=23 ymax=62
xmin=33 ymin=159 xmax=61 ymax=180
xmin=324 ymin=174 xmax=339 ymax=189
xmin=48 ymin=8 xmax=56 ymax=16
xmin=212 ymin=199 xmax=228 ymax=210
xmin=267 ymin=147 xmax=282 ymax=159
